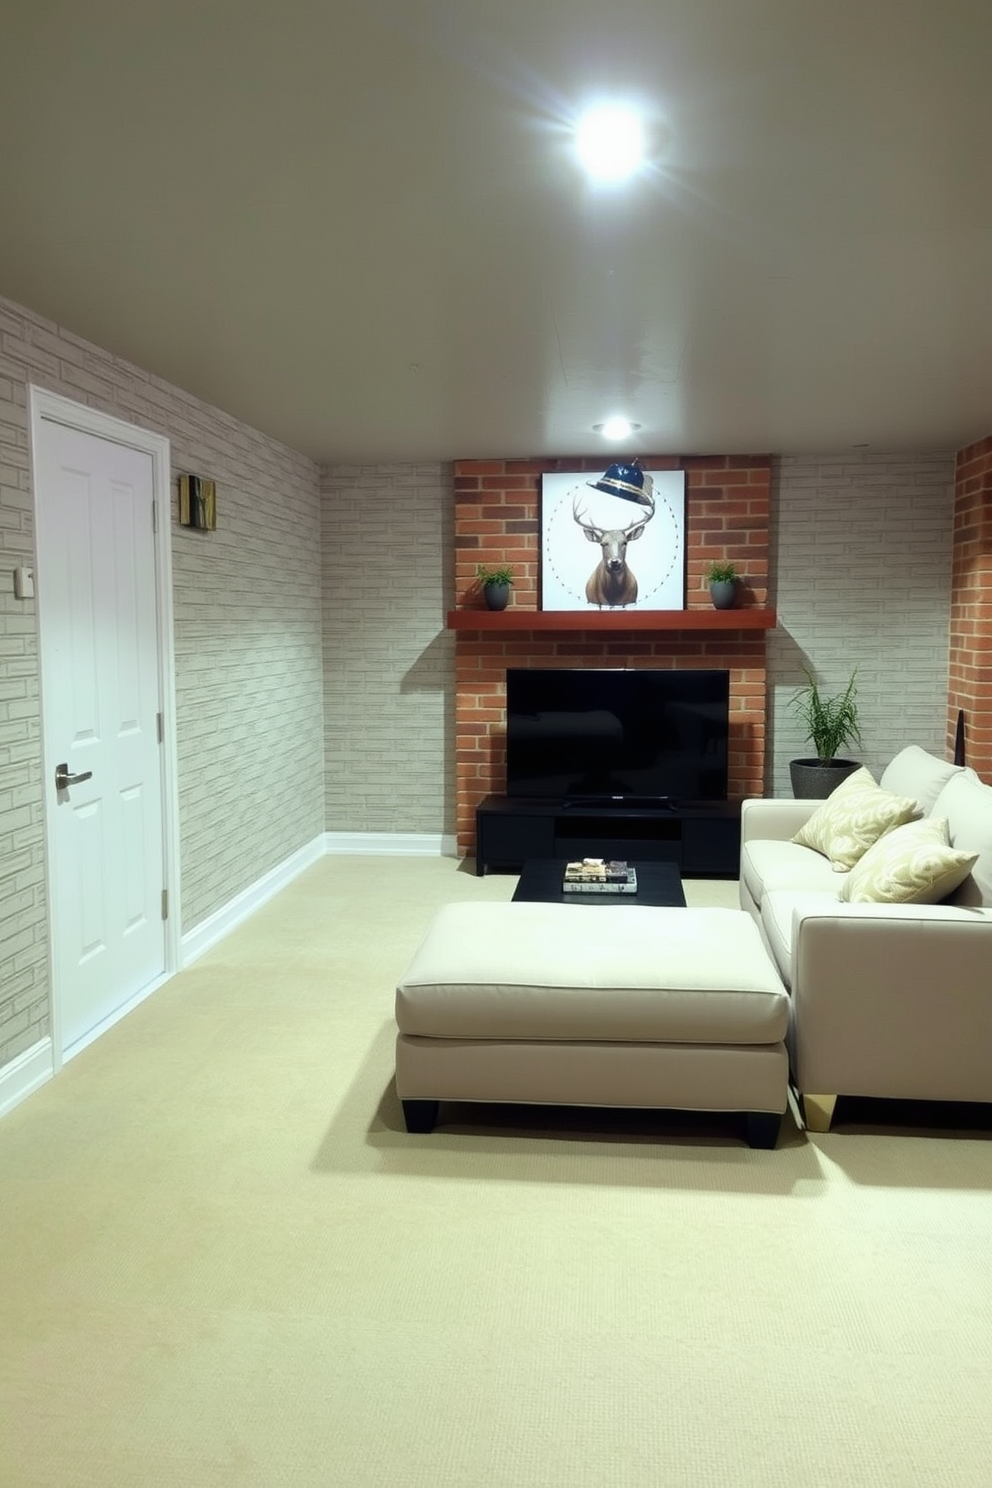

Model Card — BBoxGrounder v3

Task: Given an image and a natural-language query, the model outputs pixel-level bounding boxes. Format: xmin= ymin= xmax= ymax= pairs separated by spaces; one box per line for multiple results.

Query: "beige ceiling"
xmin=2 ymin=0 xmax=991 ymax=464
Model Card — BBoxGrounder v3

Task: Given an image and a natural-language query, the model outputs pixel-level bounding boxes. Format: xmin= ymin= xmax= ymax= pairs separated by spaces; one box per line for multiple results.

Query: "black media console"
xmin=475 ymin=795 xmax=742 ymax=878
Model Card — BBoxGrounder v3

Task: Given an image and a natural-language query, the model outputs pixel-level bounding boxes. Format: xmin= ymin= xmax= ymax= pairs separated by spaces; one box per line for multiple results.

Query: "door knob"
xmin=55 ymin=763 xmax=93 ymax=791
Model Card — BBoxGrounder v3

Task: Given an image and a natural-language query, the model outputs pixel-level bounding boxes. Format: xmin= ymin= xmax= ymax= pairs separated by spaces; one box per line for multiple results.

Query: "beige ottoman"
xmin=395 ymin=902 xmax=790 ymax=1148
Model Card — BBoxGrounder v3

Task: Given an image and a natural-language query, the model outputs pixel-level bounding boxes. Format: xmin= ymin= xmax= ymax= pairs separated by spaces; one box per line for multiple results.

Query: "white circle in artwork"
xmin=544 ymin=475 xmax=682 ymax=609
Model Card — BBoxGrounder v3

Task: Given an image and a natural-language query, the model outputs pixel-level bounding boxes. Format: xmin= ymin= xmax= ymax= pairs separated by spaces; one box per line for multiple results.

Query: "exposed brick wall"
xmin=453 ymin=455 xmax=771 ymax=856
xmin=0 ymin=295 xmax=324 ymax=1070
xmin=948 ymin=437 xmax=992 ymax=780
xmin=455 ymin=455 xmax=769 ymax=610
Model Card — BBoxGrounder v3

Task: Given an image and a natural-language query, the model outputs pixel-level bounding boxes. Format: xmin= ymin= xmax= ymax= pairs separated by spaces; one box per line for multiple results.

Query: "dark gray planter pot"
xmin=789 ymin=758 xmax=861 ymax=799
xmin=709 ymin=579 xmax=737 ymax=609
xmin=483 ymin=581 xmax=511 ymax=611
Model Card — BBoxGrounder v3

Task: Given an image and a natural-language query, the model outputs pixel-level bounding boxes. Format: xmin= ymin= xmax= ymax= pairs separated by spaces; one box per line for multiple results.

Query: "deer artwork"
xmin=572 ymin=487 xmax=656 ymax=608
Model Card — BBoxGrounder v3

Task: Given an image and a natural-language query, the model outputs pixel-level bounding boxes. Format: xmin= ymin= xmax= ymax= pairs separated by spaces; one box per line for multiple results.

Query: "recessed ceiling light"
xmin=594 ymin=417 xmax=641 ymax=440
xmin=576 ymin=107 xmax=645 ymax=182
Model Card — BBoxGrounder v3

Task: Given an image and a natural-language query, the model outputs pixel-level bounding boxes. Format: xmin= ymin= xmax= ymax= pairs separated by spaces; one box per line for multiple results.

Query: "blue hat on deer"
xmin=588 ymin=461 xmax=654 ymax=508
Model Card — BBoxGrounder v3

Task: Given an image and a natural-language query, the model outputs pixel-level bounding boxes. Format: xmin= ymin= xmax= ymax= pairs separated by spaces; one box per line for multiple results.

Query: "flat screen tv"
xmin=505 ymin=667 xmax=730 ymax=805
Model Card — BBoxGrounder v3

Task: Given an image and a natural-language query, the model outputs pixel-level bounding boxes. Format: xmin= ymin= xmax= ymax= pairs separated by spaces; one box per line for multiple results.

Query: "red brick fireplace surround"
xmin=948 ymin=436 xmax=992 ymax=780
xmin=451 ymin=455 xmax=773 ymax=858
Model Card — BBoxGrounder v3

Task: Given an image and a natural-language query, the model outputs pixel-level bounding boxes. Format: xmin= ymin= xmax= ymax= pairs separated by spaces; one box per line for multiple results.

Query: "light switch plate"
xmin=13 ymin=566 xmax=35 ymax=599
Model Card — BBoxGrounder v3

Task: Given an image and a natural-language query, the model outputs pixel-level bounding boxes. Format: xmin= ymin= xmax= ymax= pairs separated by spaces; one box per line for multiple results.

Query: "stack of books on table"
xmin=562 ymin=859 xmax=637 ymax=895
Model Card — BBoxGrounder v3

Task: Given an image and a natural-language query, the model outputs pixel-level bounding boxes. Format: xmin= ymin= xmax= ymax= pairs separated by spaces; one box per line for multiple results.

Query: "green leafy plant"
xmin=789 ymin=667 xmax=862 ymax=761
xmin=707 ymin=561 xmax=738 ymax=584
xmin=476 ymin=563 xmax=514 ymax=587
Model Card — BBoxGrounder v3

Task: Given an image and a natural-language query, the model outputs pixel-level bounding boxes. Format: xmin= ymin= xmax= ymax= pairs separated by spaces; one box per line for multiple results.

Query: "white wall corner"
xmin=180 ymin=835 xmax=326 ymax=968
xmin=0 ymin=1038 xmax=54 ymax=1119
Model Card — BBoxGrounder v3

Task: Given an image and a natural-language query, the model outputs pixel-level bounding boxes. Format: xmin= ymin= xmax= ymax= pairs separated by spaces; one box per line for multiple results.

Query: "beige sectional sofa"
xmin=740 ymin=746 xmax=992 ymax=1130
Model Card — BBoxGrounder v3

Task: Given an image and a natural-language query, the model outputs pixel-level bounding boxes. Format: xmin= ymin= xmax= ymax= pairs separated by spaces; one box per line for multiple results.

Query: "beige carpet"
xmin=1 ymin=856 xmax=991 ymax=1488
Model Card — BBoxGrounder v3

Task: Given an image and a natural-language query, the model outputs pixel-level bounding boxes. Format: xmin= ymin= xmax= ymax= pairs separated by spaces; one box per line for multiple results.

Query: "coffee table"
xmin=512 ymin=859 xmax=686 ymax=907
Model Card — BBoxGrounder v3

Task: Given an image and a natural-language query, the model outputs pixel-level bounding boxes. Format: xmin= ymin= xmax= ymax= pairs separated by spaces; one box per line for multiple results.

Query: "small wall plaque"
xmin=178 ymin=474 xmax=217 ymax=531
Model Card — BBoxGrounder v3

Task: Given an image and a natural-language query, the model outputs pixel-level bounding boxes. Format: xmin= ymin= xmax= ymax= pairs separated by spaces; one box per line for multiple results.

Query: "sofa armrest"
xmin=741 ymin=797 xmax=819 ymax=845
xmin=789 ymin=904 xmax=992 ymax=1102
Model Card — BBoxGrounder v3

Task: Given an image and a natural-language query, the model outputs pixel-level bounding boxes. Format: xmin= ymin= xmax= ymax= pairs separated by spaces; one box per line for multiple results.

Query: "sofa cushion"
xmin=741 ymin=839 xmax=842 ymax=909
xmin=838 ymin=815 xmax=979 ymax=905
xmin=760 ymin=890 xmax=840 ymax=989
xmin=792 ymin=768 xmax=920 ymax=872
xmin=879 ymin=746 xmax=964 ymax=815
xmin=396 ymin=903 xmax=787 ymax=1044
xmin=931 ymin=769 xmax=992 ymax=907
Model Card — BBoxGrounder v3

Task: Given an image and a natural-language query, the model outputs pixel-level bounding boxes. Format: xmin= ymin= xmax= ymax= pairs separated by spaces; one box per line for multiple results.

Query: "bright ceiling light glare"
xmin=576 ymin=106 xmax=645 ymax=182
xmin=594 ymin=418 xmax=640 ymax=440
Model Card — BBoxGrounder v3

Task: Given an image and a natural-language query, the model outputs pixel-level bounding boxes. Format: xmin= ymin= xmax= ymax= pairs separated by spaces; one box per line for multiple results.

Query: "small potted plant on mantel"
xmin=788 ymin=666 xmax=862 ymax=798
xmin=476 ymin=563 xmax=514 ymax=611
xmin=707 ymin=561 xmax=739 ymax=609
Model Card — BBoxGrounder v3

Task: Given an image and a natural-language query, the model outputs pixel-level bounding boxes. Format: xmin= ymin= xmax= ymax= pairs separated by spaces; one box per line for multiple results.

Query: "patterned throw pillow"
xmin=793 ymin=768 xmax=921 ymax=872
xmin=839 ymin=816 xmax=979 ymax=904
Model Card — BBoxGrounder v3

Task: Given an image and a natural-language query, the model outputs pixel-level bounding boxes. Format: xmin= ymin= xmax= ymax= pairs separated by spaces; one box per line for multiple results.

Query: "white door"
xmin=34 ymin=416 xmax=168 ymax=1053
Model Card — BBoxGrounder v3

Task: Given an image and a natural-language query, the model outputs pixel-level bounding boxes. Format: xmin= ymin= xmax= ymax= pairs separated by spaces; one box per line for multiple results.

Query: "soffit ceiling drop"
xmin=1 ymin=0 xmax=990 ymax=463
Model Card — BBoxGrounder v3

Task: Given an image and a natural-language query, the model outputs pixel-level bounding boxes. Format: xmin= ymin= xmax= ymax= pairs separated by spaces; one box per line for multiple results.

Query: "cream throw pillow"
xmin=879 ymin=746 xmax=963 ymax=815
xmin=792 ymin=767 xmax=920 ymax=872
xmin=839 ymin=816 xmax=979 ymax=904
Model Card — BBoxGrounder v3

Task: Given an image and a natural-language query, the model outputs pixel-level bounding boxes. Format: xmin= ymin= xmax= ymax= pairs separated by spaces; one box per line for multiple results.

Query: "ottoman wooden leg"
xmin=745 ymin=1112 xmax=782 ymax=1149
xmin=402 ymin=1098 xmax=439 ymax=1134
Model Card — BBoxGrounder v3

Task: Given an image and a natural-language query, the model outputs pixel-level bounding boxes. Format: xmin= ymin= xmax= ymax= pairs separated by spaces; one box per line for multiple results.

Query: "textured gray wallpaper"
xmin=0 ymin=297 xmax=324 ymax=1069
xmin=767 ymin=451 xmax=955 ymax=795
xmin=320 ymin=463 xmax=454 ymax=835
xmin=321 ymin=451 xmax=956 ymax=829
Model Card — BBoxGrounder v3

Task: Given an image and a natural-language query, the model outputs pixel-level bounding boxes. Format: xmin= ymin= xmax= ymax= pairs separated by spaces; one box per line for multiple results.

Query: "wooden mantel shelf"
xmin=446 ymin=608 xmax=777 ymax=633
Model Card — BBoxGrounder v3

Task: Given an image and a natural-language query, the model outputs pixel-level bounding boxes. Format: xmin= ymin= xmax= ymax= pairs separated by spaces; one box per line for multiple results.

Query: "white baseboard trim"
xmin=2 ymin=832 xmax=459 ymax=1118
xmin=0 ymin=1037 xmax=54 ymax=1118
xmin=324 ymin=831 xmax=459 ymax=857
xmin=181 ymin=834 xmax=326 ymax=968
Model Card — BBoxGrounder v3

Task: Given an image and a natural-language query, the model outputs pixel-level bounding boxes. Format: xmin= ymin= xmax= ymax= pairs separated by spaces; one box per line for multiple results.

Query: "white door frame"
xmin=29 ymin=386 xmax=181 ymax=1067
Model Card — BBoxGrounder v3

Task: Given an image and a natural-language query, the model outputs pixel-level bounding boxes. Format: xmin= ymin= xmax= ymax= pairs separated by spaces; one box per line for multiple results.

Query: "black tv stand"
xmin=475 ymin=795 xmax=741 ymax=877
xmin=562 ymin=795 xmax=679 ymax=812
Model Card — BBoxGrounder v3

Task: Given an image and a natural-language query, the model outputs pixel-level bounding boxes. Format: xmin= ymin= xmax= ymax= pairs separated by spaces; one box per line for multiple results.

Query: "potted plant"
xmin=788 ymin=667 xmax=862 ymax=798
xmin=707 ymin=561 xmax=738 ymax=609
xmin=477 ymin=562 xmax=514 ymax=611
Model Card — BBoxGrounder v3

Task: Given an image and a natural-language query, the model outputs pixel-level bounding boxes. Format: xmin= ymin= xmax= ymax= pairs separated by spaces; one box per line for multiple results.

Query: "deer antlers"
xmin=572 ymin=487 xmax=655 ymax=535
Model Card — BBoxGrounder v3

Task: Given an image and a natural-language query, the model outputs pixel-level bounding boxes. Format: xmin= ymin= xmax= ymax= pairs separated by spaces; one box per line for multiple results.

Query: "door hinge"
xmin=152 ymin=500 xmax=158 ymax=533
xmin=157 ymin=711 xmax=164 ymax=744
xmin=161 ymin=889 xmax=169 ymax=920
